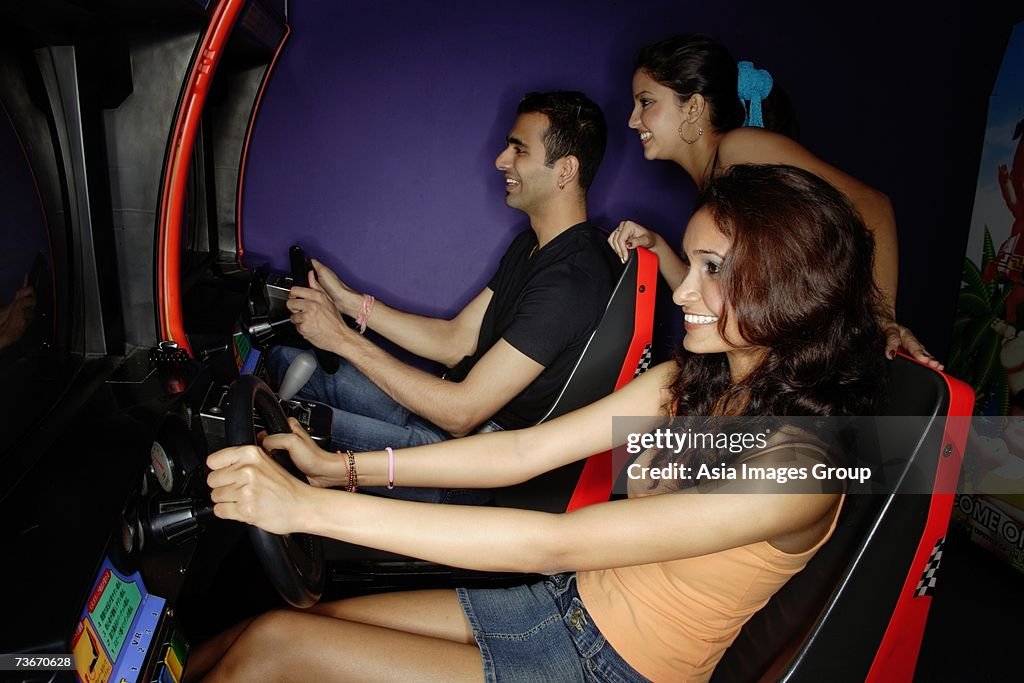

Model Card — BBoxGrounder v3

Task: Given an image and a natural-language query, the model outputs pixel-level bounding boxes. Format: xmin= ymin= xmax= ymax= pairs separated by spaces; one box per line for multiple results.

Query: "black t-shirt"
xmin=447 ymin=222 xmax=621 ymax=429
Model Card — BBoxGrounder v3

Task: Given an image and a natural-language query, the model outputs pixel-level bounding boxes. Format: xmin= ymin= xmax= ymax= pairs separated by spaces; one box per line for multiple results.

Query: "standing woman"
xmin=608 ymin=34 xmax=938 ymax=367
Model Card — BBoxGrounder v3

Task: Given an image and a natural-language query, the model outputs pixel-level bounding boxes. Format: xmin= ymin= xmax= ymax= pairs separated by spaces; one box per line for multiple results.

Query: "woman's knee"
xmin=213 ymin=610 xmax=304 ymax=679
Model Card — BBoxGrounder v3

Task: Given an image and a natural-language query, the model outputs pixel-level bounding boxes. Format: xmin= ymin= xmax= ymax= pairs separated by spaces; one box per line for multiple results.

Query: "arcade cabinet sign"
xmin=71 ymin=556 xmax=179 ymax=683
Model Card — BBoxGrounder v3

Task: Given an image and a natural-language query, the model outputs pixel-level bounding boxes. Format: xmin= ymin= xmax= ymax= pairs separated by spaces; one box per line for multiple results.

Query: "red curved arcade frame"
xmin=156 ymin=0 xmax=246 ymax=355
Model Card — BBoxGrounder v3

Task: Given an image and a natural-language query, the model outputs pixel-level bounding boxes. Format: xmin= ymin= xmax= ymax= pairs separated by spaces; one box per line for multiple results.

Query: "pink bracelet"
xmin=386 ymin=446 xmax=395 ymax=489
xmin=355 ymin=294 xmax=375 ymax=334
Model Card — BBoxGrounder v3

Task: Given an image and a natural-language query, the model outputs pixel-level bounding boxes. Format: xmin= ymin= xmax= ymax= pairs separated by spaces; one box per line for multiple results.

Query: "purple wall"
xmin=240 ymin=0 xmax=1019 ymax=360
xmin=0 ymin=105 xmax=48 ymax=299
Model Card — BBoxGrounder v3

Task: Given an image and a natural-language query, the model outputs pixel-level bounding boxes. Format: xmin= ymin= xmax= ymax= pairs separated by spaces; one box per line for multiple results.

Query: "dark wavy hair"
xmin=668 ymin=164 xmax=886 ymax=418
xmin=635 ymin=34 xmax=799 ymax=139
xmin=518 ymin=91 xmax=607 ymax=191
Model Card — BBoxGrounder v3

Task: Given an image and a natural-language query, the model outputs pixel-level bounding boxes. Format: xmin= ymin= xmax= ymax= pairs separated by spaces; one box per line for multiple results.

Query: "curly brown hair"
xmin=668 ymin=164 xmax=887 ymax=419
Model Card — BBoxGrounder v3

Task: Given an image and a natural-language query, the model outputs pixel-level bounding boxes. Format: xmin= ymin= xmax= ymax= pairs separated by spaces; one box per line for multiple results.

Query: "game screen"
xmin=230 ymin=318 xmax=263 ymax=378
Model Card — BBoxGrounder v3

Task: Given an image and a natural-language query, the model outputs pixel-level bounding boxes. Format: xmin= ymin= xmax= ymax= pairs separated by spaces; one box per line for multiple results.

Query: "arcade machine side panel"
xmin=0 ymin=3 xmax=287 ymax=683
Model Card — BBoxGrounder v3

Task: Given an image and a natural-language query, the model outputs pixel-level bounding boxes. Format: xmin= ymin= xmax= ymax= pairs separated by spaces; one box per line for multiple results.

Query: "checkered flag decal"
xmin=914 ymin=537 xmax=945 ymax=597
xmin=634 ymin=344 xmax=653 ymax=378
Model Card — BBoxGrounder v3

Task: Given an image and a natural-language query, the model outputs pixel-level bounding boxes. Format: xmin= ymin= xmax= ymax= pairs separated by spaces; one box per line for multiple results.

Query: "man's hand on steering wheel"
xmin=206 ymin=442 xmax=318 ymax=536
xmin=260 ymin=417 xmax=346 ymax=489
xmin=287 ymin=280 xmax=352 ymax=353
xmin=309 ymin=258 xmax=361 ymax=318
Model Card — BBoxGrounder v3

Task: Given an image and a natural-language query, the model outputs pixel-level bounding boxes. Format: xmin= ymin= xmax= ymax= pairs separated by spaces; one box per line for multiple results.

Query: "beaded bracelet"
xmin=343 ymin=450 xmax=358 ymax=492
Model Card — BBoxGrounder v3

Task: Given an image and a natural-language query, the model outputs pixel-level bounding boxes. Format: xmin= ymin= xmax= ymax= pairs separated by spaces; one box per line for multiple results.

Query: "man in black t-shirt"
xmin=273 ymin=91 xmax=620 ymax=503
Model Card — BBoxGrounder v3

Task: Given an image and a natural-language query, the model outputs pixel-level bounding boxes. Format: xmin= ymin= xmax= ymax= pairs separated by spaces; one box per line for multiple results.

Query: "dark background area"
xmin=914 ymin=523 xmax=1024 ymax=680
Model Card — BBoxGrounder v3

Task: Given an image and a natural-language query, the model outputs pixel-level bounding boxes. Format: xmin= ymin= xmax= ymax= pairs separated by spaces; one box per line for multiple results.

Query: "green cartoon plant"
xmin=948 ymin=226 xmax=1012 ymax=414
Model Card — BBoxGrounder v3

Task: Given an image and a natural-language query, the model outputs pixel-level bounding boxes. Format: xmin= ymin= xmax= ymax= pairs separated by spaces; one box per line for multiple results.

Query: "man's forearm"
xmin=353 ymin=299 xmax=473 ymax=367
xmin=328 ymin=331 xmax=480 ymax=435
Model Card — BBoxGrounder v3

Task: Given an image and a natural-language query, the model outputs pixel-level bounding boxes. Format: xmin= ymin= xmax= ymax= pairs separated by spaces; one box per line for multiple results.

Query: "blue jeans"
xmin=457 ymin=573 xmax=650 ymax=682
xmin=268 ymin=345 xmax=493 ymax=505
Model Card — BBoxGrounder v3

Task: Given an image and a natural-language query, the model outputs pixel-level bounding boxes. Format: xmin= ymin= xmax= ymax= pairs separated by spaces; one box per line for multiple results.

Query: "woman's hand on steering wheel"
xmin=261 ymin=417 xmax=346 ymax=489
xmin=207 ymin=443 xmax=318 ymax=536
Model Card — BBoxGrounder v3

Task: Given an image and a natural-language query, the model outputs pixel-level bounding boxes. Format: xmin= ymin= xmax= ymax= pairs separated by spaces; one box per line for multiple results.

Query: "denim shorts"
xmin=457 ymin=573 xmax=650 ymax=683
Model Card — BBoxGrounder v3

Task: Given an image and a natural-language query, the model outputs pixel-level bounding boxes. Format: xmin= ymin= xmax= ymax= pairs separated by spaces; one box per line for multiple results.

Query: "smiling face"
xmin=628 ymin=69 xmax=688 ymax=162
xmin=494 ymin=112 xmax=559 ymax=215
xmin=673 ymin=208 xmax=762 ymax=381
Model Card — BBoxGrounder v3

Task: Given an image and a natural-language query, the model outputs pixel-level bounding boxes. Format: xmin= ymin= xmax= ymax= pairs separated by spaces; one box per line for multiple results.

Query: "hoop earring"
xmin=678 ymin=122 xmax=703 ymax=145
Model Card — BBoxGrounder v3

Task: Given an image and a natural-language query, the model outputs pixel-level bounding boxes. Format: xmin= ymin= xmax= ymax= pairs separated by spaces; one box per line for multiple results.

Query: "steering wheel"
xmin=223 ymin=374 xmax=325 ymax=608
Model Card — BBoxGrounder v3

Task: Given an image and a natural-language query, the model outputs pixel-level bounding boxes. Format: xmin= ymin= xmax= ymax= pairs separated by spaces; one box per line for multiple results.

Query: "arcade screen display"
xmin=230 ymin=316 xmax=269 ymax=382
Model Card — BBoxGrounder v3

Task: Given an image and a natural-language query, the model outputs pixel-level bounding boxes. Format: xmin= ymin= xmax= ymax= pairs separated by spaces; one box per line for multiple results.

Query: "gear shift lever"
xmin=278 ymin=349 xmax=318 ymax=402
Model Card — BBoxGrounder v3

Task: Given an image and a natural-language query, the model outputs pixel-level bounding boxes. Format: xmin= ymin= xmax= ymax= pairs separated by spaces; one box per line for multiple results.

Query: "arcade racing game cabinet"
xmin=0 ymin=1 xmax=634 ymax=678
xmin=0 ymin=2 xmax=311 ymax=681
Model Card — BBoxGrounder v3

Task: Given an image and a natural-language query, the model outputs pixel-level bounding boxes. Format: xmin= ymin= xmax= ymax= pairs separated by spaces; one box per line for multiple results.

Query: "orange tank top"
xmin=577 ymin=496 xmax=843 ymax=682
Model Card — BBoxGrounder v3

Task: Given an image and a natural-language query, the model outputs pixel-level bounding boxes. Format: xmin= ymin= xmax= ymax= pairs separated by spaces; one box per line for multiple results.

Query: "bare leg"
xmin=305 ymin=589 xmax=475 ymax=642
xmin=197 ymin=589 xmax=483 ymax=682
xmin=183 ymin=617 xmax=255 ymax=682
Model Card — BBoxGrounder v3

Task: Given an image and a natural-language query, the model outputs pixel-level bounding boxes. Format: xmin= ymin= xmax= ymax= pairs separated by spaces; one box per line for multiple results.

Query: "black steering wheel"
xmin=223 ymin=374 xmax=324 ymax=608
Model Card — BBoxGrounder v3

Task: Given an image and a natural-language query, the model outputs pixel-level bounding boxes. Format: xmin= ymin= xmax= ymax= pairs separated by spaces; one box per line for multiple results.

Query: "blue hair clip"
xmin=737 ymin=61 xmax=773 ymax=128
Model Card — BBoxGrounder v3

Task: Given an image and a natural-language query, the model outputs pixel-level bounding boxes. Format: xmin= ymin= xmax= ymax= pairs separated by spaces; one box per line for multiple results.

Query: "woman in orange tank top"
xmin=190 ymin=164 xmax=887 ymax=683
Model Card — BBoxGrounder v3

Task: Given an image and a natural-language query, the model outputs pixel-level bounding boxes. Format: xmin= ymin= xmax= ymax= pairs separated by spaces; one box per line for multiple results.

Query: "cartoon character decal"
xmin=987 ymin=119 xmax=1024 ymax=324
xmin=951 ymin=120 xmax=1024 ymax=416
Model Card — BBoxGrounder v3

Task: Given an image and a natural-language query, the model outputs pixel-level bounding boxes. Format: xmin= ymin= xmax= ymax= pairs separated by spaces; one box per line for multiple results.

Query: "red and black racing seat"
xmin=494 ymin=245 xmax=658 ymax=513
xmin=711 ymin=355 xmax=973 ymax=682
